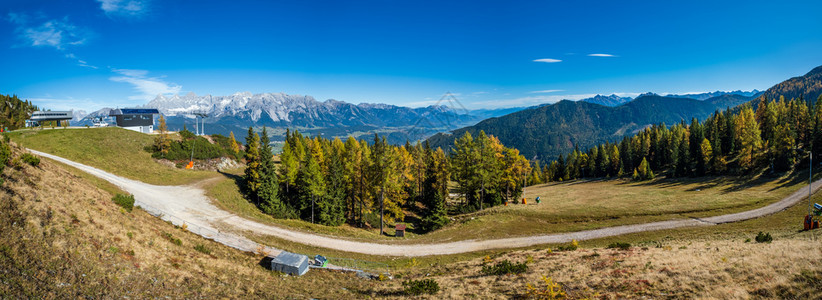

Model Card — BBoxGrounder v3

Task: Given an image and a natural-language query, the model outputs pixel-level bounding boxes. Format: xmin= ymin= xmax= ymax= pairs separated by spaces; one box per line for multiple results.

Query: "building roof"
xmin=109 ymin=108 xmax=160 ymax=116
xmin=272 ymin=251 xmax=308 ymax=267
xmin=29 ymin=111 xmax=73 ymax=121
xmin=395 ymin=224 xmax=406 ymax=231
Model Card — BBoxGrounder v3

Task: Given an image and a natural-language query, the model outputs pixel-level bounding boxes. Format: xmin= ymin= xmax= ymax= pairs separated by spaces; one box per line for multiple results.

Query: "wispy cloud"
xmin=533 ymin=58 xmax=562 ymax=63
xmin=528 ymin=89 xmax=564 ymax=94
xmin=587 ymin=53 xmax=616 ymax=57
xmin=28 ymin=97 xmax=102 ymax=111
xmin=7 ymin=13 xmax=89 ymax=50
xmin=110 ymin=68 xmax=182 ymax=101
xmin=98 ymin=0 xmax=150 ymax=17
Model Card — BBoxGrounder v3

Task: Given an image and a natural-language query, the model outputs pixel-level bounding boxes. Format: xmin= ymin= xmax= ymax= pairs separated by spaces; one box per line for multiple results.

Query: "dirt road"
xmin=30 ymin=149 xmax=822 ymax=257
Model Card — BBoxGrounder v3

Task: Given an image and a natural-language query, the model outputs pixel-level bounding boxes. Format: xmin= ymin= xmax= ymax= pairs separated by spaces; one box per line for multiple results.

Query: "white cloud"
xmin=533 ymin=58 xmax=562 ymax=63
xmin=28 ymin=97 xmax=102 ymax=111
xmin=98 ymin=0 xmax=149 ymax=17
xmin=588 ymin=53 xmax=616 ymax=57
xmin=110 ymin=68 xmax=182 ymax=101
xmin=8 ymin=14 xmax=88 ymax=50
xmin=528 ymin=89 xmax=564 ymax=94
xmin=77 ymin=60 xmax=98 ymax=69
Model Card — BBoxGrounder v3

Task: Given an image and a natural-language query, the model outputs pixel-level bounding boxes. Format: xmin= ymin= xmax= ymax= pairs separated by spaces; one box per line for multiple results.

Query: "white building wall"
xmin=122 ymin=125 xmax=154 ymax=134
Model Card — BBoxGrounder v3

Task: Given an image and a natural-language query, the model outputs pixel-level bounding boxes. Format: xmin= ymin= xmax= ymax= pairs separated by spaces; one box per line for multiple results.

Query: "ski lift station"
xmin=26 ymin=111 xmax=73 ymax=127
xmin=108 ymin=108 xmax=159 ymax=133
xmin=269 ymin=251 xmax=309 ymax=276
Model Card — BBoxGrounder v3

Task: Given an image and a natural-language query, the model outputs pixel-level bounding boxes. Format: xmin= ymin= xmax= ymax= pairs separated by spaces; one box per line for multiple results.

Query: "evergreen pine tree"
xmin=243 ymin=127 xmax=261 ymax=202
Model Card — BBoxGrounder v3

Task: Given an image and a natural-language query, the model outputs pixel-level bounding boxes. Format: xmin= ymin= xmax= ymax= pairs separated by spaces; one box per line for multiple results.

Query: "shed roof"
xmin=395 ymin=224 xmax=406 ymax=230
xmin=109 ymin=108 xmax=159 ymax=116
xmin=272 ymin=251 xmax=308 ymax=267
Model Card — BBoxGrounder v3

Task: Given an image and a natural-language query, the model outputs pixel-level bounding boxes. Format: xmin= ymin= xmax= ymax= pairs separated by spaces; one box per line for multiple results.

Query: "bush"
xmin=112 ymin=194 xmax=135 ymax=212
xmin=556 ymin=240 xmax=579 ymax=251
xmin=20 ymin=153 xmax=40 ymax=167
xmin=755 ymin=232 xmax=773 ymax=243
xmin=0 ymin=142 xmax=11 ymax=166
xmin=162 ymin=232 xmax=182 ymax=246
xmin=403 ymin=279 xmax=439 ymax=295
xmin=607 ymin=242 xmax=632 ymax=250
xmin=524 ymin=276 xmax=566 ymax=299
xmin=482 ymin=260 xmax=528 ymax=276
xmin=193 ymin=244 xmax=211 ymax=255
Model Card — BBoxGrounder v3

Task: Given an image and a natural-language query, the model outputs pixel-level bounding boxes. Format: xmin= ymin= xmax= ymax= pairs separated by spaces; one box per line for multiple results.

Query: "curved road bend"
xmin=30 ymin=149 xmax=822 ymax=257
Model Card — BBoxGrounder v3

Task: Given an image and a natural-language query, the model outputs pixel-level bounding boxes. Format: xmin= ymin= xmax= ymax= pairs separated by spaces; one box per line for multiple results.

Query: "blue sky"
xmin=2 ymin=0 xmax=822 ymax=111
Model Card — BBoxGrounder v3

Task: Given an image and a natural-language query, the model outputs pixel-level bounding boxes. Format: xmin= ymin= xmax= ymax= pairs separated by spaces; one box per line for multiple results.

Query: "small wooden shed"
xmin=270 ymin=251 xmax=309 ymax=276
xmin=395 ymin=224 xmax=406 ymax=237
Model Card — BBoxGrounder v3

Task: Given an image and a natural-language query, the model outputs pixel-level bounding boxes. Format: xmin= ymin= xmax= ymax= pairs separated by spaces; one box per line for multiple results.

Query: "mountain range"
xmin=427 ymin=94 xmax=752 ymax=160
xmin=427 ymin=65 xmax=822 ymax=160
xmin=136 ymin=92 xmax=489 ymax=143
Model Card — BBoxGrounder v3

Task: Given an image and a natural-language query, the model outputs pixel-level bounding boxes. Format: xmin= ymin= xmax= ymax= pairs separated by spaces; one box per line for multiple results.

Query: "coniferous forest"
xmin=530 ymin=95 xmax=822 ymax=184
xmin=241 ymin=128 xmax=530 ymax=232
xmin=0 ymin=94 xmax=39 ymax=131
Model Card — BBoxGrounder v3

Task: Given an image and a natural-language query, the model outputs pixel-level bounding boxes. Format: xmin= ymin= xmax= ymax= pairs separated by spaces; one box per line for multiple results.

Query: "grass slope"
xmin=207 ymin=169 xmax=813 ymax=245
xmin=0 ymin=143 xmax=375 ymax=298
xmin=8 ymin=128 xmax=214 ymax=185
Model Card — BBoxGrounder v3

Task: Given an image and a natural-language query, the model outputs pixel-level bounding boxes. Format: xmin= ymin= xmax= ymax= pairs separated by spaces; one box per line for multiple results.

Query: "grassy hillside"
xmin=0 ymin=143 xmax=377 ymax=298
xmin=7 ymin=127 xmax=214 ymax=185
xmin=207 ymin=167 xmax=815 ymax=246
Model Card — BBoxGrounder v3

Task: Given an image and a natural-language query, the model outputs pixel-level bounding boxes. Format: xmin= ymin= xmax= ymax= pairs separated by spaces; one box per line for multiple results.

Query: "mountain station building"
xmin=26 ymin=111 xmax=74 ymax=128
xmin=109 ymin=108 xmax=159 ymax=133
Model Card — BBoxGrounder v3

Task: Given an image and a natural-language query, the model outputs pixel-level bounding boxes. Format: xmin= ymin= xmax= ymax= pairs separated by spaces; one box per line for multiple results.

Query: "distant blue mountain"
xmin=579 ymin=94 xmax=634 ymax=107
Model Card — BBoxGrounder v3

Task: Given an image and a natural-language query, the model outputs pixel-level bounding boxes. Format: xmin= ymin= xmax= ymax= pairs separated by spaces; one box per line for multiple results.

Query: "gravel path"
xmin=31 ymin=149 xmax=822 ymax=257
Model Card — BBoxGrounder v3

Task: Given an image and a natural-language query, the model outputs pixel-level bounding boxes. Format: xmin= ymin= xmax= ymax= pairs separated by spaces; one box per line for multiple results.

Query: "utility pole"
xmin=379 ymin=188 xmax=384 ymax=236
xmin=810 ymin=151 xmax=813 ymax=217
xmin=311 ymin=193 xmax=315 ymax=224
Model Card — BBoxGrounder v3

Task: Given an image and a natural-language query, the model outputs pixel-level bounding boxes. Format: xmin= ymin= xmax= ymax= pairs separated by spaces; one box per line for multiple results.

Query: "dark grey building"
xmin=109 ymin=108 xmax=159 ymax=133
xmin=270 ymin=251 xmax=309 ymax=276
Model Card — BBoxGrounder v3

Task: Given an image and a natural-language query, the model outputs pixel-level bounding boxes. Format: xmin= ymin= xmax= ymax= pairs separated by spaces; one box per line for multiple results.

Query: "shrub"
xmin=482 ymin=260 xmax=528 ymax=276
xmin=402 ymin=279 xmax=440 ymax=295
xmin=556 ymin=240 xmax=579 ymax=251
xmin=162 ymin=232 xmax=182 ymax=246
xmin=112 ymin=194 xmax=135 ymax=212
xmin=755 ymin=232 xmax=773 ymax=243
xmin=20 ymin=153 xmax=40 ymax=167
xmin=607 ymin=242 xmax=632 ymax=250
xmin=0 ymin=142 xmax=11 ymax=166
xmin=524 ymin=276 xmax=566 ymax=299
xmin=193 ymin=244 xmax=211 ymax=255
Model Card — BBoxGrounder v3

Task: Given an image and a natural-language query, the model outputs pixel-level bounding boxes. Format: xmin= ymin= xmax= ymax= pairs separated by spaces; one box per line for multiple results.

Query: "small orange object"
xmin=522 ymin=198 xmax=527 ymax=205
xmin=504 ymin=201 xmax=508 ymax=206
xmin=186 ymin=161 xmax=194 ymax=169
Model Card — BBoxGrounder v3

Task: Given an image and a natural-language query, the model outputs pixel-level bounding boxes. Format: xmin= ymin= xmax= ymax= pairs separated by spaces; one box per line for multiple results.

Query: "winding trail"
xmin=31 ymin=149 xmax=822 ymax=257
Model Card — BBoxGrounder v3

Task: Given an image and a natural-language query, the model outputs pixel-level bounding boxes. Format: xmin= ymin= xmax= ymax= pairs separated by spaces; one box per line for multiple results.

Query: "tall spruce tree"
xmin=257 ymin=127 xmax=284 ymax=217
xmin=244 ymin=127 xmax=262 ymax=202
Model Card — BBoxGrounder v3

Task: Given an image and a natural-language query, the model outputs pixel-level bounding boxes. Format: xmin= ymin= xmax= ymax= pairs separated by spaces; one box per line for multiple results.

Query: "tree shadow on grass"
xmin=217 ymin=169 xmax=247 ymax=194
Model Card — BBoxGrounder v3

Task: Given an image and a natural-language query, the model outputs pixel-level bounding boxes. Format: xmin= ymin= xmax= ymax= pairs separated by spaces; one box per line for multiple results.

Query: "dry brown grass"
xmin=372 ymin=237 xmax=821 ymax=299
xmin=0 ymin=143 xmax=377 ymax=299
